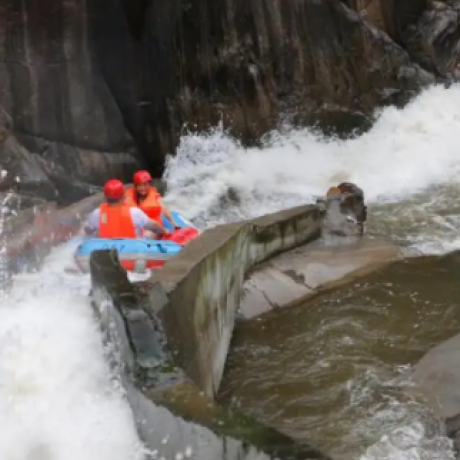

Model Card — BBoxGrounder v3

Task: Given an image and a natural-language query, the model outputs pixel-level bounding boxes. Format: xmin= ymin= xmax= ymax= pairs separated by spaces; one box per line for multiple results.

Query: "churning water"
xmin=165 ymin=83 xmax=460 ymax=254
xmin=3 ymin=82 xmax=460 ymax=459
xmin=164 ymin=82 xmax=460 ymax=460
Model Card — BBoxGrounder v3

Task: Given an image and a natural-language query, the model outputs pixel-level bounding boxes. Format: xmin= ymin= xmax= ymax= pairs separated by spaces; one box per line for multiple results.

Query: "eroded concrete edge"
xmin=239 ymin=238 xmax=406 ymax=319
xmin=90 ymin=249 xmax=330 ymax=460
xmin=142 ymin=204 xmax=322 ymax=398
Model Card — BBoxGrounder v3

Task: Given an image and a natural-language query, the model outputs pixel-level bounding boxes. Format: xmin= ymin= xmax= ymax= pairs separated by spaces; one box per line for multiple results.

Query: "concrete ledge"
xmin=412 ymin=331 xmax=460 ymax=420
xmin=406 ymin=251 xmax=460 ymax=457
xmin=87 ymin=205 xmax=407 ymax=458
xmin=240 ymin=238 xmax=406 ymax=319
xmin=411 ymin=325 xmax=460 ymax=458
xmin=90 ymin=249 xmax=330 ymax=460
xmin=139 ymin=204 xmax=322 ymax=397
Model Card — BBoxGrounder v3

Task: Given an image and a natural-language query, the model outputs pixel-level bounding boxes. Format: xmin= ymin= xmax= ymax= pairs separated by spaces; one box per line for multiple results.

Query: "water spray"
xmin=0 ymin=169 xmax=13 ymax=299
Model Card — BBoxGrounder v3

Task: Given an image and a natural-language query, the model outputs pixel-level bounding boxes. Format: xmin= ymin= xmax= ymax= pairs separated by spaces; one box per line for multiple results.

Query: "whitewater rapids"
xmin=0 ymin=241 xmax=146 ymax=460
xmin=165 ymin=83 xmax=460 ymax=254
xmin=2 ymin=82 xmax=460 ymax=459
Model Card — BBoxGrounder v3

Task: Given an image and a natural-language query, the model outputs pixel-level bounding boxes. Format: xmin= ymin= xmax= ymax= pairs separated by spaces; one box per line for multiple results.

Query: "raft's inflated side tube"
xmin=74 ymin=211 xmax=198 ymax=273
xmin=160 ymin=211 xmax=194 ymax=232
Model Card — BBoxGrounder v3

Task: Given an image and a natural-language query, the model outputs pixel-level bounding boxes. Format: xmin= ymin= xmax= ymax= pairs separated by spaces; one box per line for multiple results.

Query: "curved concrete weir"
xmin=140 ymin=204 xmax=322 ymax=398
xmin=5 ymin=194 xmax=408 ymax=458
xmin=88 ymin=202 xmax=411 ymax=458
xmin=90 ymin=250 xmax=331 ymax=460
xmin=240 ymin=237 xmax=406 ymax=319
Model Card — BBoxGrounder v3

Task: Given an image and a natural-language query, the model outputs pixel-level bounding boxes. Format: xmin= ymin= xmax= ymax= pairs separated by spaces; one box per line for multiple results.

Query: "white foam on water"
xmin=164 ymin=83 xmax=460 ymax=253
xmin=3 ymin=82 xmax=460 ymax=460
xmin=0 ymin=240 xmax=145 ymax=460
xmin=162 ymin=83 xmax=460 ymax=459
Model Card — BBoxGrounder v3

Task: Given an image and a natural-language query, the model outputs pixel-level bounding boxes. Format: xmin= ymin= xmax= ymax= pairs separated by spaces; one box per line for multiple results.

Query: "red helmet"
xmin=103 ymin=179 xmax=124 ymax=200
xmin=133 ymin=170 xmax=152 ymax=185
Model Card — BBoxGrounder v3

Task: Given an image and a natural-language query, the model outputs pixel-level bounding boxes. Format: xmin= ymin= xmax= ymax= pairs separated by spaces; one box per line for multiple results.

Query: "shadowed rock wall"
xmin=3 ymin=0 xmax=456 ymax=194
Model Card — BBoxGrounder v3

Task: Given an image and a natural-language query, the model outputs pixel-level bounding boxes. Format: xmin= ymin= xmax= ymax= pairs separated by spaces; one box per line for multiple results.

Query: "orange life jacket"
xmin=99 ymin=203 xmax=136 ymax=238
xmin=124 ymin=187 xmax=162 ymax=223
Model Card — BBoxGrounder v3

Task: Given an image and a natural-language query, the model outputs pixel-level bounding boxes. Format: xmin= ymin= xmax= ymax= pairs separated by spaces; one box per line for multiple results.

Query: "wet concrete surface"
xmin=240 ymin=237 xmax=410 ymax=319
xmin=219 ymin=252 xmax=460 ymax=459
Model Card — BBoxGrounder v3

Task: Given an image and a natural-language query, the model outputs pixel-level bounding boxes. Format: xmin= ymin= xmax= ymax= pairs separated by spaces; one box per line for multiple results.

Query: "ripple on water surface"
xmin=219 ymin=253 xmax=460 ymax=460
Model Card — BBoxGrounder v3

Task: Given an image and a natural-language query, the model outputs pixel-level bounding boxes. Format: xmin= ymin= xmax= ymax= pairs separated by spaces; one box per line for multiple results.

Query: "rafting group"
xmin=75 ymin=174 xmax=367 ymax=273
xmin=74 ymin=171 xmax=199 ymax=273
xmin=83 ymin=170 xmax=198 ymax=242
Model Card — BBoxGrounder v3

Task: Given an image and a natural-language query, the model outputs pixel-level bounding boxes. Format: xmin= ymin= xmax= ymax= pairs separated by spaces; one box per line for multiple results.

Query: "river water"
xmin=2 ymin=82 xmax=460 ymax=459
xmin=163 ymin=83 xmax=460 ymax=459
xmin=218 ymin=255 xmax=460 ymax=460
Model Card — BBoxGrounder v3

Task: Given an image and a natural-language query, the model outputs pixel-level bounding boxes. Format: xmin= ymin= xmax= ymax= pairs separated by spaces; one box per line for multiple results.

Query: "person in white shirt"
xmin=83 ymin=179 xmax=167 ymax=239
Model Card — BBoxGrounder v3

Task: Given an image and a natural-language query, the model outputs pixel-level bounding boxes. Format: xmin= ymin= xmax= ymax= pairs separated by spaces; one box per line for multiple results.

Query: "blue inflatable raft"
xmin=74 ymin=211 xmax=197 ymax=273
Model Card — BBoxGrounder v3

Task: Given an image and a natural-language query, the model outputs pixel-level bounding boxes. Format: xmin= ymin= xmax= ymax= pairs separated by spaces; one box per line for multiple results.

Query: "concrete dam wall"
xmin=4 ymin=194 xmax=404 ymax=458
xmin=2 ymin=196 xmax=330 ymax=458
xmin=90 ymin=249 xmax=329 ymax=460
xmin=89 ymin=203 xmax=331 ymax=459
xmin=139 ymin=204 xmax=322 ymax=398
xmin=240 ymin=237 xmax=406 ymax=319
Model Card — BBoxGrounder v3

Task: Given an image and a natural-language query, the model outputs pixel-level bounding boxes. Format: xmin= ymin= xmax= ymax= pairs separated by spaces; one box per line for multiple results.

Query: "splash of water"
xmin=162 ymin=83 xmax=460 ymax=459
xmin=3 ymin=82 xmax=460 ymax=460
xmin=0 ymin=195 xmax=12 ymax=299
xmin=0 ymin=241 xmax=146 ymax=460
xmin=164 ymin=83 xmax=460 ymax=252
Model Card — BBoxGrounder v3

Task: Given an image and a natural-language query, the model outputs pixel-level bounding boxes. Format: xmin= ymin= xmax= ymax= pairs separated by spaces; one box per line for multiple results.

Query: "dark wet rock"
xmin=282 ymin=104 xmax=374 ymax=139
xmin=168 ymin=0 xmax=434 ymax=143
xmin=344 ymin=1 xmax=429 ymax=48
xmin=0 ymin=1 xmax=141 ymax=189
xmin=381 ymin=0 xmax=429 ymax=45
xmin=0 ymin=127 xmax=102 ymax=204
xmin=0 ymin=0 xmax=442 ymax=179
xmin=0 ymin=127 xmax=57 ymax=201
xmin=447 ymin=413 xmax=460 ymax=458
xmin=0 ymin=191 xmax=46 ymax=218
xmin=411 ymin=268 xmax=460 ymax=460
xmin=319 ymin=198 xmax=359 ymax=237
xmin=316 ymin=183 xmax=367 ymax=237
xmin=403 ymin=0 xmax=460 ymax=76
xmin=344 ymin=0 xmax=460 ymax=80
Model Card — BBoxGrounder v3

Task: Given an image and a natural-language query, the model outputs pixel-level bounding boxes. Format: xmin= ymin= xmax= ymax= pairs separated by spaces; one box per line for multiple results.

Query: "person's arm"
xmin=84 ymin=209 xmax=99 ymax=236
xmin=158 ymin=196 xmax=179 ymax=228
xmin=133 ymin=208 xmax=169 ymax=237
xmin=145 ymin=218 xmax=169 ymax=236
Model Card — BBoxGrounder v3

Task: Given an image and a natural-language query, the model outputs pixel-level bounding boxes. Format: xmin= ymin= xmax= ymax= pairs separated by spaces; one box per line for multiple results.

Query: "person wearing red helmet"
xmin=84 ymin=179 xmax=168 ymax=239
xmin=125 ymin=170 xmax=179 ymax=231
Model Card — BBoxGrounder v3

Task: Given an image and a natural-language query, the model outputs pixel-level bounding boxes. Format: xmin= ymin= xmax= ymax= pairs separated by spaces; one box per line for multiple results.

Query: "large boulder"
xmin=0 ymin=127 xmax=57 ymax=201
xmin=412 ymin=331 xmax=460 ymax=458
xmin=346 ymin=0 xmax=460 ymax=78
xmin=0 ymin=0 xmax=440 ymax=182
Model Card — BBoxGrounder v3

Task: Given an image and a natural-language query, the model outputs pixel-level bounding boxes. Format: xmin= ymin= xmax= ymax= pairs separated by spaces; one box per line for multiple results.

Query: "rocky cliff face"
xmin=0 ymin=0 xmax=458 ymax=201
